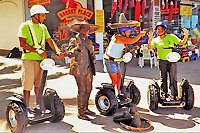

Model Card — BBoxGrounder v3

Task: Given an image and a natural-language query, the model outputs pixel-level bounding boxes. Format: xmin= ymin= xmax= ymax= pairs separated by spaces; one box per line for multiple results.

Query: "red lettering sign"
xmin=57 ymin=1 xmax=94 ymax=23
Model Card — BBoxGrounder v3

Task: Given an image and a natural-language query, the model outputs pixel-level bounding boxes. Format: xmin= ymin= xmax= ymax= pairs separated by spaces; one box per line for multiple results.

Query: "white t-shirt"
xmin=106 ymin=36 xmax=125 ymax=58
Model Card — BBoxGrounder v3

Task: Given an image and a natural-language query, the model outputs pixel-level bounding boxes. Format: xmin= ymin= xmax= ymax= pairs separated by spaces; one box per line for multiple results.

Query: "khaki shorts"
xmin=21 ymin=60 xmax=44 ymax=91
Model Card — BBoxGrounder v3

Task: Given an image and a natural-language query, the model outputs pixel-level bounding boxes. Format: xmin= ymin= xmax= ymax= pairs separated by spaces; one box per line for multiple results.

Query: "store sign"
xmin=28 ymin=0 xmax=50 ymax=8
xmin=180 ymin=5 xmax=192 ymax=16
xmin=57 ymin=1 xmax=93 ymax=23
xmin=95 ymin=10 xmax=104 ymax=33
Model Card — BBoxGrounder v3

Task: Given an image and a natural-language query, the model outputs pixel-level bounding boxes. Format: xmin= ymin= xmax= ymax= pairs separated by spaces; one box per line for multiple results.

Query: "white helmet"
xmin=30 ymin=5 xmax=49 ymax=16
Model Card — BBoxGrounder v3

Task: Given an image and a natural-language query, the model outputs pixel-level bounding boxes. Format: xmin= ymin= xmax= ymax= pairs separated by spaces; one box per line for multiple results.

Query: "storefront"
xmin=24 ymin=0 xmax=105 ymax=60
xmin=1 ymin=0 xmax=199 ymax=57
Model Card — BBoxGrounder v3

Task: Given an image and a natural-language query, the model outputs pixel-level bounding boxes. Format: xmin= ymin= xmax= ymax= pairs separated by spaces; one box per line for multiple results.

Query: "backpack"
xmin=6 ymin=47 xmax=22 ymax=58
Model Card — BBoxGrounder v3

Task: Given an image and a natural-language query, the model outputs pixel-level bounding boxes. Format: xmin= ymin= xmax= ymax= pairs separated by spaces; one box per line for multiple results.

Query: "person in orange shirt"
xmin=104 ymin=13 xmax=146 ymax=102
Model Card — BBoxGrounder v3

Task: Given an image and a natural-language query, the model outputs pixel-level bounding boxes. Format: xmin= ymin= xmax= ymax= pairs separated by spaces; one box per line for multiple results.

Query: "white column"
xmin=94 ymin=0 xmax=104 ymax=60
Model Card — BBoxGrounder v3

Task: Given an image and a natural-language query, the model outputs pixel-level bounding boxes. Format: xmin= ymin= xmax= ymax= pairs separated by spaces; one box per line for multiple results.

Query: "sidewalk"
xmin=0 ymin=56 xmax=200 ymax=132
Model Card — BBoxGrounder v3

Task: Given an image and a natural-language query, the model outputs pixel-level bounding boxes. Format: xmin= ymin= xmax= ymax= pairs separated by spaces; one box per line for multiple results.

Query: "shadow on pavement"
xmin=24 ymin=121 xmax=75 ymax=133
xmin=90 ymin=105 xmax=198 ymax=131
xmin=0 ymin=78 xmax=21 ymax=91
xmin=0 ymin=65 xmax=21 ymax=74
xmin=139 ymin=106 xmax=199 ymax=129
xmin=90 ymin=107 xmax=154 ymax=132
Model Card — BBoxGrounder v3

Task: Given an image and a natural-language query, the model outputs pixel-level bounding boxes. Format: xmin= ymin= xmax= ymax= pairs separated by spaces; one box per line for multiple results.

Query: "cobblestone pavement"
xmin=0 ymin=56 xmax=200 ymax=132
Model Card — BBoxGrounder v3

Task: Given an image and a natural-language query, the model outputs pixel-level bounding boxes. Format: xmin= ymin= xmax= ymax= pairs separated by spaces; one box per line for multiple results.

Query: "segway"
xmin=6 ymin=57 xmax=65 ymax=133
xmin=147 ymin=51 xmax=194 ymax=111
xmin=95 ymin=52 xmax=141 ymax=116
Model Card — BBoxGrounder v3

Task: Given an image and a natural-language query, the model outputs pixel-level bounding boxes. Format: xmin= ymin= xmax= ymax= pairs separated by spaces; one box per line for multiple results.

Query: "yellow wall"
xmin=0 ymin=0 xmax=24 ymax=50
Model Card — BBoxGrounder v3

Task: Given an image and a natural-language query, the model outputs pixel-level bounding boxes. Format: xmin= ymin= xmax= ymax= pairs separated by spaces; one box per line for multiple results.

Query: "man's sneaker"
xmin=43 ymin=109 xmax=51 ymax=114
xmin=33 ymin=105 xmax=41 ymax=114
xmin=27 ymin=107 xmax=34 ymax=118
xmin=34 ymin=105 xmax=51 ymax=114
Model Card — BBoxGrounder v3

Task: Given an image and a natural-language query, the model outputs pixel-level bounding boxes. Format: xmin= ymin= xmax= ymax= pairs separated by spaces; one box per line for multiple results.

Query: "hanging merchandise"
xmin=93 ymin=43 xmax=100 ymax=54
xmin=141 ymin=0 xmax=146 ymax=17
xmin=168 ymin=1 xmax=174 ymax=23
xmin=118 ymin=0 xmax=122 ymax=11
xmin=122 ymin=0 xmax=129 ymax=13
xmin=175 ymin=1 xmax=177 ymax=9
xmin=129 ymin=0 xmax=135 ymax=8
xmin=148 ymin=0 xmax=153 ymax=18
xmin=111 ymin=0 xmax=118 ymax=19
xmin=161 ymin=0 xmax=165 ymax=9
xmin=165 ymin=0 xmax=169 ymax=10
xmin=135 ymin=0 xmax=141 ymax=21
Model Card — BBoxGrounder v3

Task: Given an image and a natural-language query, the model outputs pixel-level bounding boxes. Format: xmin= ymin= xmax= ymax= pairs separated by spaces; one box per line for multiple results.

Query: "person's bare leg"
xmin=117 ymin=72 xmax=122 ymax=94
xmin=109 ymin=73 xmax=121 ymax=94
xmin=34 ymin=87 xmax=40 ymax=105
xmin=23 ymin=90 xmax=30 ymax=107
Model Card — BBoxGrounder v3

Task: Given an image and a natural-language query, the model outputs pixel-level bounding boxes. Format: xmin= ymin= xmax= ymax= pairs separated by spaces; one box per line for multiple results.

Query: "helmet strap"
xmin=157 ymin=28 xmax=166 ymax=37
xmin=35 ymin=14 xmax=42 ymax=24
xmin=158 ymin=31 xmax=166 ymax=38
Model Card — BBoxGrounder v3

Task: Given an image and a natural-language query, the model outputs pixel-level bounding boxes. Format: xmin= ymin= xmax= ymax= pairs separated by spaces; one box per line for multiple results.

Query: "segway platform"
xmin=147 ymin=78 xmax=194 ymax=111
xmin=161 ymin=99 xmax=182 ymax=106
xmin=29 ymin=113 xmax=53 ymax=125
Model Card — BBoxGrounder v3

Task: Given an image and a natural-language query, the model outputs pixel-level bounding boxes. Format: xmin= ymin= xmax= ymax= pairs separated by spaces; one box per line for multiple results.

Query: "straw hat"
xmin=70 ymin=21 xmax=100 ymax=34
xmin=108 ymin=13 xmax=139 ymax=29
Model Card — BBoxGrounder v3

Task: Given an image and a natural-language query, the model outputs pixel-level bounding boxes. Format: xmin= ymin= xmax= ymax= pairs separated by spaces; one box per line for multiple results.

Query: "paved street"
xmin=0 ymin=56 xmax=200 ymax=132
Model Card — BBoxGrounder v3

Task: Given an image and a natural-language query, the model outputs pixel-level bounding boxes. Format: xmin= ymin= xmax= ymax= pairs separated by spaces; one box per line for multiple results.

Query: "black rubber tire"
xmin=6 ymin=102 xmax=27 ymax=133
xmin=183 ymin=85 xmax=194 ymax=110
xmin=50 ymin=95 xmax=65 ymax=123
xmin=44 ymin=88 xmax=65 ymax=123
xmin=129 ymin=84 xmax=141 ymax=105
xmin=147 ymin=85 xmax=159 ymax=111
xmin=95 ymin=89 xmax=118 ymax=116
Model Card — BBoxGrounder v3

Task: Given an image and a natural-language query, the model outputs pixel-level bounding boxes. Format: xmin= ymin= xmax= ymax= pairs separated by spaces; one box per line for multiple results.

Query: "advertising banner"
xmin=57 ymin=1 xmax=93 ymax=24
xmin=180 ymin=5 xmax=192 ymax=16
xmin=95 ymin=10 xmax=104 ymax=33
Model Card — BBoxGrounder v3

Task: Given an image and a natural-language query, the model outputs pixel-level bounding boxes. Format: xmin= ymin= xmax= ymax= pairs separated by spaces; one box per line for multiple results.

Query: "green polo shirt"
xmin=151 ymin=34 xmax=181 ymax=60
xmin=18 ymin=20 xmax=51 ymax=60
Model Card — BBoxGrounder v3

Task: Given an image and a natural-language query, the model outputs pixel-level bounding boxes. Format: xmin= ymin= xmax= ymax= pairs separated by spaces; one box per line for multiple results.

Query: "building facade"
xmin=0 ymin=0 xmax=199 ymax=55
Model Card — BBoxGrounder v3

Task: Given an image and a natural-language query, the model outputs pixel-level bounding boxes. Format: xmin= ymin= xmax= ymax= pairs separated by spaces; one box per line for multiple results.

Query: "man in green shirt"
xmin=18 ymin=5 xmax=64 ymax=117
xmin=148 ymin=21 xmax=188 ymax=100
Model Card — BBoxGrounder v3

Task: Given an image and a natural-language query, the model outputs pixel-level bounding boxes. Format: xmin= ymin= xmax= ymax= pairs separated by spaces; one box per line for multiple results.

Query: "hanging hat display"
xmin=108 ymin=13 xmax=139 ymax=29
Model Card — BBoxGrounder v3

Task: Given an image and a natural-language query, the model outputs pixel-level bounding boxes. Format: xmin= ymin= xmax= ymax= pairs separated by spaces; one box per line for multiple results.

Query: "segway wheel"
xmin=50 ymin=95 xmax=65 ymax=123
xmin=130 ymin=84 xmax=141 ymax=105
xmin=183 ymin=85 xmax=194 ymax=110
xmin=44 ymin=88 xmax=65 ymax=123
xmin=95 ymin=89 xmax=118 ymax=116
xmin=147 ymin=85 xmax=159 ymax=111
xmin=6 ymin=102 xmax=27 ymax=133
